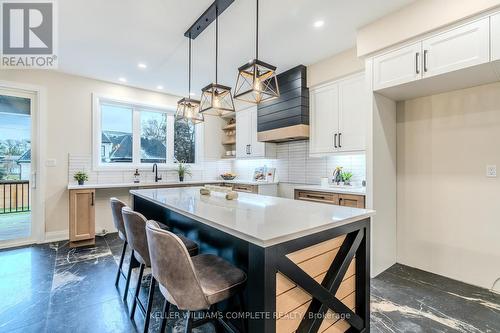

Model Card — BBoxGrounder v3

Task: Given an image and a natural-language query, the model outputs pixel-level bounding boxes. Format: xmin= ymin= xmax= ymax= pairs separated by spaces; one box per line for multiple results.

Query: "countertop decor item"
xmin=176 ymin=161 xmax=191 ymax=182
xmin=332 ymin=166 xmax=343 ymax=185
xmin=234 ymin=0 xmax=279 ymax=104
xmin=73 ymin=171 xmax=88 ymax=185
xmin=220 ymin=172 xmax=236 ymax=180
xmin=133 ymin=169 xmax=140 ymax=183
xmin=200 ymin=185 xmax=239 ymax=200
xmin=342 ymin=171 xmax=353 ymax=186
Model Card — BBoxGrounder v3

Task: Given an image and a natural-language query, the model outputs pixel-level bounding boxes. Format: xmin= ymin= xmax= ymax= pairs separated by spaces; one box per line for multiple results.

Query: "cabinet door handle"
xmin=334 ymin=133 xmax=338 ymax=148
xmin=91 ymin=192 xmax=94 ymax=206
xmin=423 ymin=49 xmax=428 ymax=72
xmin=415 ymin=52 xmax=420 ymax=74
xmin=339 ymin=133 xmax=342 ymax=148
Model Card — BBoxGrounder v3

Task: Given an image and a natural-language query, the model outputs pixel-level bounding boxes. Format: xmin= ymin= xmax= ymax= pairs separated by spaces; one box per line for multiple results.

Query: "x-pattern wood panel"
xmin=275 ymin=230 xmax=366 ymax=333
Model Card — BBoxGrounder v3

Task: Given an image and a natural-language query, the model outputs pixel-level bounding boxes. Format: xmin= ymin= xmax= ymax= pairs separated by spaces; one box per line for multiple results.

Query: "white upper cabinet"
xmin=310 ymin=73 xmax=367 ymax=155
xmin=373 ymin=42 xmax=422 ymax=90
xmin=236 ymin=108 xmax=251 ymax=158
xmin=372 ymin=17 xmax=492 ymax=93
xmin=338 ymin=74 xmax=367 ymax=153
xmin=492 ymin=13 xmax=500 ymax=61
xmin=310 ymin=82 xmax=339 ymax=154
xmin=236 ymin=106 xmax=275 ymax=159
xmin=422 ymin=18 xmax=489 ymax=78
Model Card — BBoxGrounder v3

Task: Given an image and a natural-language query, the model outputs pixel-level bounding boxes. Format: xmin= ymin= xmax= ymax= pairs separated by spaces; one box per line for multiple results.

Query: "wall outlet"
xmin=486 ymin=165 xmax=497 ymax=178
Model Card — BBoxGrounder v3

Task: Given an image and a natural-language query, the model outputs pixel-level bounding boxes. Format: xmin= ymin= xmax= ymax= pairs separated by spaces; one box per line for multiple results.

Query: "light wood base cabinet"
xmin=295 ymin=189 xmax=365 ymax=208
xmin=69 ymin=189 xmax=95 ymax=248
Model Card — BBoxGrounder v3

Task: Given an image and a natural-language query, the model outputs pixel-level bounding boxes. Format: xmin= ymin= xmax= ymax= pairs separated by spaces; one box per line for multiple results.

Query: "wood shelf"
xmin=222 ymin=123 xmax=236 ymax=130
xmin=222 ymin=139 xmax=236 ymax=145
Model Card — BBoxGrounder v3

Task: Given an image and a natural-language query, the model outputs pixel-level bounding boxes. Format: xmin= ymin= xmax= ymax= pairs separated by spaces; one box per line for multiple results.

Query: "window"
xmin=100 ymin=103 xmax=133 ymax=163
xmin=93 ymin=96 xmax=200 ymax=169
xmin=140 ymin=111 xmax=167 ymax=163
xmin=174 ymin=119 xmax=195 ymax=163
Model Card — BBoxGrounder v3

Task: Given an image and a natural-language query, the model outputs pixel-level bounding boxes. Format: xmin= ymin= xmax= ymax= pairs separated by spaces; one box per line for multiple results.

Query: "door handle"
xmin=339 ymin=133 xmax=342 ymax=148
xmin=423 ymin=49 xmax=428 ymax=72
xmin=415 ymin=52 xmax=420 ymax=74
xmin=334 ymin=133 xmax=338 ymax=148
xmin=91 ymin=192 xmax=94 ymax=206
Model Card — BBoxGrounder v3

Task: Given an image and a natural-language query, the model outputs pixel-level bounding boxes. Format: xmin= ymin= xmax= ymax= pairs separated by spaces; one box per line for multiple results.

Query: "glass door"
xmin=0 ymin=88 xmax=36 ymax=246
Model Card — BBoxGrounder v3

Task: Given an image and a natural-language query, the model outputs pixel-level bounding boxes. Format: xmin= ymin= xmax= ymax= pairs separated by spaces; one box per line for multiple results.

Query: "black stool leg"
xmin=115 ymin=241 xmax=127 ymax=286
xmin=143 ymin=276 xmax=156 ymax=333
xmin=183 ymin=311 xmax=192 ymax=333
xmin=160 ymin=298 xmax=170 ymax=333
xmin=130 ymin=263 xmax=145 ymax=319
xmin=123 ymin=250 xmax=136 ymax=301
xmin=237 ymin=292 xmax=246 ymax=333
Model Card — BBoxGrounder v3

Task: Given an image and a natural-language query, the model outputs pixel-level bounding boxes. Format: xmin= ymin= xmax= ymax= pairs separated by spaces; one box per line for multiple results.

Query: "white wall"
xmin=397 ymin=82 xmax=500 ymax=289
xmin=357 ymin=0 xmax=500 ymax=56
xmin=307 ymin=48 xmax=364 ymax=87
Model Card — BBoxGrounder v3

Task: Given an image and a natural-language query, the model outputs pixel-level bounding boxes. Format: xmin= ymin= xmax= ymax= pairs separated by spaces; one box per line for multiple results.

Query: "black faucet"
xmin=152 ymin=163 xmax=162 ymax=182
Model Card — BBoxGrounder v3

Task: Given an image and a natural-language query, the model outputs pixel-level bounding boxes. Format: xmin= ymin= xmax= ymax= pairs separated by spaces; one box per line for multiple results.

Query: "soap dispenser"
xmin=133 ymin=169 xmax=140 ymax=183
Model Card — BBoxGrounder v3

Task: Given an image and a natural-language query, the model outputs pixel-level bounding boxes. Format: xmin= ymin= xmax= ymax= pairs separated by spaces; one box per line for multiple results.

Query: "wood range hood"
xmin=257 ymin=65 xmax=309 ymax=142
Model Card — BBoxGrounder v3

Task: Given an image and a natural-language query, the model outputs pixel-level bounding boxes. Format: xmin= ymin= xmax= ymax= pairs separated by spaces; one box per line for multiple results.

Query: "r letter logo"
xmin=1 ymin=1 xmax=57 ymax=68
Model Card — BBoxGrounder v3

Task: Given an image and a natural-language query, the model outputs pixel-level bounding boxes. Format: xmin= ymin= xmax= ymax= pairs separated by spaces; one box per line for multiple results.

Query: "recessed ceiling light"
xmin=138 ymin=63 xmax=147 ymax=69
xmin=157 ymin=85 xmax=164 ymax=90
xmin=118 ymin=77 xmax=127 ymax=83
xmin=313 ymin=20 xmax=325 ymax=28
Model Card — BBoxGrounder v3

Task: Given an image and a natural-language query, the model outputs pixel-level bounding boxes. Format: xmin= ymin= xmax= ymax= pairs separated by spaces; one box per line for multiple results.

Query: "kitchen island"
xmin=130 ymin=187 xmax=374 ymax=333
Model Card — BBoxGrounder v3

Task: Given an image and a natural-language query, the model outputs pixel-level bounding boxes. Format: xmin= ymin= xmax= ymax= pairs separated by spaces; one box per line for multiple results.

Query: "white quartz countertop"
xmin=130 ymin=187 xmax=374 ymax=247
xmin=67 ymin=179 xmax=278 ymax=190
xmin=294 ymin=185 xmax=366 ymax=195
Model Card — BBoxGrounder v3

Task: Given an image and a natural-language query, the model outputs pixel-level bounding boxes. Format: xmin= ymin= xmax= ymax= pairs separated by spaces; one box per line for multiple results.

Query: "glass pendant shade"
xmin=234 ymin=59 xmax=279 ymax=104
xmin=200 ymin=83 xmax=235 ymax=116
xmin=176 ymin=97 xmax=204 ymax=124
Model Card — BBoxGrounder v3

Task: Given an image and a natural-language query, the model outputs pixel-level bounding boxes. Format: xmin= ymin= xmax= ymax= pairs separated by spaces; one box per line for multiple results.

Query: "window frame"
xmin=92 ymin=93 xmax=204 ymax=171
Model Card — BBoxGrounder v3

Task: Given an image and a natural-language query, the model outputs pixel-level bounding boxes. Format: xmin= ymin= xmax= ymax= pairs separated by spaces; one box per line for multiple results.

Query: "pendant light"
xmin=176 ymin=35 xmax=204 ymax=124
xmin=200 ymin=6 xmax=235 ymax=116
xmin=234 ymin=0 xmax=279 ymax=104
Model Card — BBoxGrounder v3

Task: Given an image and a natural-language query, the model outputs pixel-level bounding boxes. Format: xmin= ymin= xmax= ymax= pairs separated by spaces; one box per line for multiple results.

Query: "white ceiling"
xmin=58 ymin=0 xmax=414 ymax=97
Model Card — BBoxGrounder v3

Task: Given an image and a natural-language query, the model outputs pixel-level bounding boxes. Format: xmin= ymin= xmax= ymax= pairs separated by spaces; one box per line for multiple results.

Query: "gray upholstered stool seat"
xmin=121 ymin=208 xmax=199 ymax=333
xmin=191 ymin=254 xmax=246 ymax=305
xmin=178 ymin=235 xmax=199 ymax=257
xmin=109 ymin=198 xmax=129 ymax=290
xmin=146 ymin=220 xmax=247 ymax=333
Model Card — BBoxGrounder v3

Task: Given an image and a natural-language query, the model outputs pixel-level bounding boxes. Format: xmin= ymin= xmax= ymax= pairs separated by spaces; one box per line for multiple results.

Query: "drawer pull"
xmin=305 ymin=194 xmax=327 ymax=200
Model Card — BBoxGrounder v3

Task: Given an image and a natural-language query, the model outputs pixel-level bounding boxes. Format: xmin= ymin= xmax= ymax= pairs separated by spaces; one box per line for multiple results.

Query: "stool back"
xmin=122 ymin=207 xmax=151 ymax=266
xmin=110 ymin=198 xmax=128 ymax=241
xmin=145 ymin=220 xmax=209 ymax=310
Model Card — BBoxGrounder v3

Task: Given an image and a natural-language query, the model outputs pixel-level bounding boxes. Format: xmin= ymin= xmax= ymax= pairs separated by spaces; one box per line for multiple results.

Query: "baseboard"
xmin=44 ymin=230 xmax=69 ymax=243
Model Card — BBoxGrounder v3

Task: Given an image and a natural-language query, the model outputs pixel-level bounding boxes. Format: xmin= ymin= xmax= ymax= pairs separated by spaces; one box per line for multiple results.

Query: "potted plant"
xmin=74 ymin=171 xmax=89 ymax=185
xmin=177 ymin=161 xmax=191 ymax=182
xmin=342 ymin=171 xmax=354 ymax=186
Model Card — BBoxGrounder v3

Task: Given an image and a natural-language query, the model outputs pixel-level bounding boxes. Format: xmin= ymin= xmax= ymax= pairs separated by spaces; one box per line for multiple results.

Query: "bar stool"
xmin=109 ymin=198 xmax=129 ymax=291
xmin=122 ymin=208 xmax=199 ymax=333
xmin=145 ymin=220 xmax=247 ymax=333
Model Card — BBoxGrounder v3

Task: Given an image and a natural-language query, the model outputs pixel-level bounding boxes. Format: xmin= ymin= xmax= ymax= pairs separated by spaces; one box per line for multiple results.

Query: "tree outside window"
xmin=174 ymin=119 xmax=195 ymax=163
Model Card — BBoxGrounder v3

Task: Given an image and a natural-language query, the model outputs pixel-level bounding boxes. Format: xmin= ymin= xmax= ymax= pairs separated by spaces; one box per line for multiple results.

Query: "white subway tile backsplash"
xmin=232 ymin=141 xmax=366 ymax=186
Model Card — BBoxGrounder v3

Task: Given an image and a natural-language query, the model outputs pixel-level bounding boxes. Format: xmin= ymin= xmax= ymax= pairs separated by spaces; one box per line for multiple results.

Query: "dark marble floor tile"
xmin=4 ymin=319 xmax=47 ymax=333
xmin=49 ymin=255 xmax=121 ymax=312
xmin=0 ymin=245 xmax=55 ymax=332
xmin=370 ymin=264 xmax=500 ymax=333
xmin=54 ymin=236 xmax=111 ymax=266
xmin=45 ymin=297 xmax=138 ymax=333
xmin=0 ymin=244 xmax=56 ymax=278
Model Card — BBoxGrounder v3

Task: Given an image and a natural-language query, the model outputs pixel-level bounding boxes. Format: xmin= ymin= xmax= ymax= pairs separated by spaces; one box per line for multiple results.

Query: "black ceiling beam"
xmin=184 ymin=0 xmax=235 ymax=39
